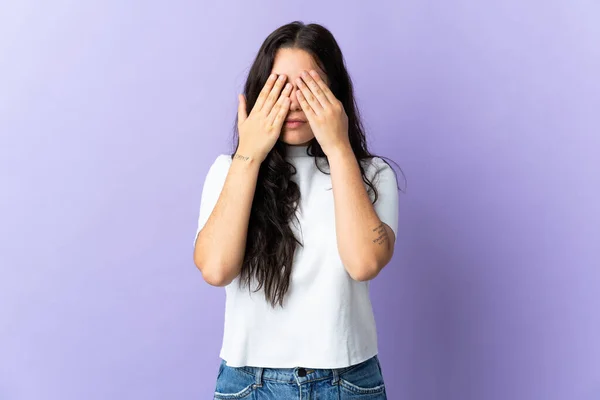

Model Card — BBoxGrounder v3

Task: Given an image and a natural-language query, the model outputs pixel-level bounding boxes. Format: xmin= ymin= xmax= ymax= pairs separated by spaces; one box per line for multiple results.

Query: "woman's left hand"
xmin=295 ymin=70 xmax=350 ymax=156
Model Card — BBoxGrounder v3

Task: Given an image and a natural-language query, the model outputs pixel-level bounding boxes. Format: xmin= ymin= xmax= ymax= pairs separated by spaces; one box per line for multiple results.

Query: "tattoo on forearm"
xmin=234 ymin=154 xmax=250 ymax=162
xmin=372 ymin=223 xmax=389 ymax=246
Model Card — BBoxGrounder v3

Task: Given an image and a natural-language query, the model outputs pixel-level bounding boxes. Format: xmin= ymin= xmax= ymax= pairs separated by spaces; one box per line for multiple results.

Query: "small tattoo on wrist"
xmin=234 ymin=154 xmax=250 ymax=162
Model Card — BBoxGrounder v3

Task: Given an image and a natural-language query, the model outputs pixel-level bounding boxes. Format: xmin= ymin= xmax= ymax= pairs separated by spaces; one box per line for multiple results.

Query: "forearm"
xmin=328 ymin=145 xmax=391 ymax=281
xmin=193 ymin=153 xmax=261 ymax=286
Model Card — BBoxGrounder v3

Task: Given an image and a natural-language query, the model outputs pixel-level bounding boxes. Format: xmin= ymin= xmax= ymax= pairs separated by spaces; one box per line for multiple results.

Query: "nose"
xmin=289 ymin=83 xmax=301 ymax=111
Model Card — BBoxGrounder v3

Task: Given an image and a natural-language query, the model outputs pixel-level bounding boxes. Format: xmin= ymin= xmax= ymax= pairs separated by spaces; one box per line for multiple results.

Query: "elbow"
xmin=195 ymin=260 xmax=234 ymax=287
xmin=344 ymin=244 xmax=393 ymax=282
xmin=349 ymin=269 xmax=378 ymax=282
xmin=193 ymin=252 xmax=234 ymax=287
xmin=347 ymin=259 xmax=380 ymax=282
xmin=201 ymin=268 xmax=233 ymax=287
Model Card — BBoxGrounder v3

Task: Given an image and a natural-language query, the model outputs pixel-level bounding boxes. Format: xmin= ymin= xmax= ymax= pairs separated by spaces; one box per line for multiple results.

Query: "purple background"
xmin=1 ymin=1 xmax=599 ymax=399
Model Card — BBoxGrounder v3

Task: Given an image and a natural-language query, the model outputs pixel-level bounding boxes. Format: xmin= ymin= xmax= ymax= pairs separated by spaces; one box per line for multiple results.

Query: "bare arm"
xmin=292 ymin=69 xmax=398 ymax=282
xmin=193 ymin=154 xmax=260 ymax=286
xmin=193 ymin=73 xmax=292 ymax=286
xmin=328 ymin=145 xmax=396 ymax=281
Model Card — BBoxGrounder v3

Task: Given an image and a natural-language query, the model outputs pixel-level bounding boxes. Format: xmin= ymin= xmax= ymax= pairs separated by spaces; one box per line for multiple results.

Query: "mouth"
xmin=284 ymin=120 xmax=306 ymax=129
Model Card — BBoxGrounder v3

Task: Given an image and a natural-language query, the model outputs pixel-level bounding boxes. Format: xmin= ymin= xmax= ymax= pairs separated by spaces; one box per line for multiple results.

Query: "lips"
xmin=285 ymin=119 xmax=306 ymax=123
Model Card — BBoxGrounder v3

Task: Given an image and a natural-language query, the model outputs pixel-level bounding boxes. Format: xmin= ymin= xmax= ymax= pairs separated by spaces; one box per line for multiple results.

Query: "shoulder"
xmin=202 ymin=154 xmax=233 ymax=186
xmin=214 ymin=153 xmax=233 ymax=167
xmin=359 ymin=156 xmax=393 ymax=177
xmin=207 ymin=153 xmax=233 ymax=173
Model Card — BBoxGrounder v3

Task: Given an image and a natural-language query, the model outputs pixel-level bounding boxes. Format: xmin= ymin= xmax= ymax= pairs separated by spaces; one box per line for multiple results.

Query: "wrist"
xmin=325 ymin=141 xmax=353 ymax=161
xmin=233 ymin=151 xmax=262 ymax=169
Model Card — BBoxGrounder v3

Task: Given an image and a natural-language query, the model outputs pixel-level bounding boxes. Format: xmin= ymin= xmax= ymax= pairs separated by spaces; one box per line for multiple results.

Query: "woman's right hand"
xmin=236 ymin=74 xmax=292 ymax=163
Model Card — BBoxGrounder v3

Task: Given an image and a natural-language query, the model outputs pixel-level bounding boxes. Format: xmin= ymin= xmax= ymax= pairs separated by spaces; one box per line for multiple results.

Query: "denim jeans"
xmin=213 ymin=354 xmax=387 ymax=399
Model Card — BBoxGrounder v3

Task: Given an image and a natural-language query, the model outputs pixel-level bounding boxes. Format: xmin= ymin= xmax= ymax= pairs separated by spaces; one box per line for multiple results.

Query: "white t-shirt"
xmin=194 ymin=144 xmax=399 ymax=368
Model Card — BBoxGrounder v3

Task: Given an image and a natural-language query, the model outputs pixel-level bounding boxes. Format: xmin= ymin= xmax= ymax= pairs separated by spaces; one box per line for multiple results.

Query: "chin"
xmin=280 ymin=130 xmax=315 ymax=146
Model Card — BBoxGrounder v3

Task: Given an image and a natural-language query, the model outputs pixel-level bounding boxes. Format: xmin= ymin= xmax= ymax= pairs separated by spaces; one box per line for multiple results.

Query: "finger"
xmin=260 ymin=74 xmax=287 ymax=114
xmin=308 ymin=70 xmax=337 ymax=104
xmin=254 ymin=73 xmax=278 ymax=112
xmin=237 ymin=94 xmax=248 ymax=124
xmin=296 ymin=75 xmax=323 ymax=115
xmin=301 ymin=70 xmax=330 ymax=108
xmin=268 ymin=96 xmax=291 ymax=131
xmin=296 ymin=90 xmax=317 ymax=121
xmin=266 ymin=83 xmax=292 ymax=125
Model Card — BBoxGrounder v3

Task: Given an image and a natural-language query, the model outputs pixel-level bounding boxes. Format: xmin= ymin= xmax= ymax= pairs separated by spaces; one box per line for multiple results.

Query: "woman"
xmin=193 ymin=21 xmax=400 ymax=399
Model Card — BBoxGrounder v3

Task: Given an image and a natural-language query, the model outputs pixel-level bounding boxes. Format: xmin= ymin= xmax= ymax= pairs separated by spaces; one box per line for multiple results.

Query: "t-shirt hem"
xmin=218 ymin=347 xmax=379 ymax=369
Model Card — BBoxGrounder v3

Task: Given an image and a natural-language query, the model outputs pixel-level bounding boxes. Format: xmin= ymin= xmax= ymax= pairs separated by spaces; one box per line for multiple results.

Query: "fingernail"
xmin=270 ymin=73 xmax=276 ymax=79
xmin=285 ymin=83 xmax=291 ymax=89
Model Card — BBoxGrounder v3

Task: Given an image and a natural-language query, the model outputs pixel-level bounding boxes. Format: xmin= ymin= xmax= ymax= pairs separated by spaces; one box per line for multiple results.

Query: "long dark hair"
xmin=230 ymin=21 xmax=403 ymax=308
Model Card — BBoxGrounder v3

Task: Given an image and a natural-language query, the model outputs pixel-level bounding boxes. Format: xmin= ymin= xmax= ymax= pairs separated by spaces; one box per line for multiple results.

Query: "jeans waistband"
xmin=232 ymin=354 xmax=378 ymax=385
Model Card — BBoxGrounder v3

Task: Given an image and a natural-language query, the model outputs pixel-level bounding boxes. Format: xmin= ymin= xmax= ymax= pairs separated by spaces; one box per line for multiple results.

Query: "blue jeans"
xmin=213 ymin=354 xmax=387 ymax=399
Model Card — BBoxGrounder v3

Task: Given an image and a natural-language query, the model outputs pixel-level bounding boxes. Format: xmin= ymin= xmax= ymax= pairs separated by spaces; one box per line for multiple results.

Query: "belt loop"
xmin=332 ymin=367 xmax=340 ymax=385
xmin=254 ymin=367 xmax=263 ymax=387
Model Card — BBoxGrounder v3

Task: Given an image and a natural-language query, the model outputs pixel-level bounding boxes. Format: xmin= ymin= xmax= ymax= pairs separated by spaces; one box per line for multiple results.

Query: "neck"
xmin=284 ymin=143 xmax=311 ymax=157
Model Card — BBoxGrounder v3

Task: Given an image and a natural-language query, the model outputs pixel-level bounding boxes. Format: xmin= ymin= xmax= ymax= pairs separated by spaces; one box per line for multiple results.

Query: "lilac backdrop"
xmin=1 ymin=1 xmax=599 ymax=399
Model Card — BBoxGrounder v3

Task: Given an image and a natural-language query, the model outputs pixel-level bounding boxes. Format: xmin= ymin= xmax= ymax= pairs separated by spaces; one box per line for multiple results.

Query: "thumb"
xmin=237 ymin=94 xmax=248 ymax=124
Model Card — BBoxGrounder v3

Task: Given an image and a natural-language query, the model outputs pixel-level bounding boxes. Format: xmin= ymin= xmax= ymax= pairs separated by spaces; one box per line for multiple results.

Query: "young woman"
xmin=193 ymin=21 xmax=400 ymax=399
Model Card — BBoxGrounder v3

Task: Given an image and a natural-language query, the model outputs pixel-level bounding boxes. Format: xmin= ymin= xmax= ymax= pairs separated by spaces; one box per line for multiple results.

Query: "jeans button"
xmin=297 ymin=367 xmax=307 ymax=377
